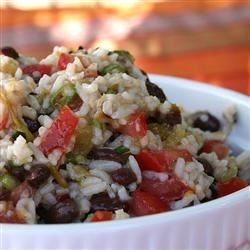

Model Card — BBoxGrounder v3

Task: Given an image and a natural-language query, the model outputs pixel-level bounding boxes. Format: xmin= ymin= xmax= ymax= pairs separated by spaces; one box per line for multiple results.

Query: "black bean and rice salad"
xmin=0 ymin=46 xmax=249 ymax=224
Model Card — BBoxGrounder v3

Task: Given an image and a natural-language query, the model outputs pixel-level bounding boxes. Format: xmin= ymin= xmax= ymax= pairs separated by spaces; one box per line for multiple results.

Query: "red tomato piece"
xmin=0 ymin=212 xmax=25 ymax=223
xmin=217 ymin=177 xmax=248 ymax=197
xmin=57 ymin=53 xmax=74 ymax=70
xmin=0 ymin=202 xmax=24 ymax=223
xmin=140 ymin=175 xmax=189 ymax=202
xmin=200 ymin=140 xmax=230 ymax=160
xmin=10 ymin=181 xmax=34 ymax=205
xmin=23 ymin=64 xmax=52 ymax=76
xmin=91 ymin=211 xmax=113 ymax=222
xmin=163 ymin=148 xmax=192 ymax=168
xmin=132 ymin=190 xmax=168 ymax=216
xmin=135 ymin=150 xmax=166 ymax=172
xmin=135 ymin=148 xmax=192 ymax=172
xmin=39 ymin=106 xmax=79 ymax=156
xmin=119 ymin=110 xmax=147 ymax=138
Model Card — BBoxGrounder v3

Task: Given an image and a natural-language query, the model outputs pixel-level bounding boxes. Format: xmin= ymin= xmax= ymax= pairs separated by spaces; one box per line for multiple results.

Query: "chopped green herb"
xmin=39 ymin=105 xmax=54 ymax=115
xmin=11 ymin=131 xmax=26 ymax=141
xmin=50 ymin=82 xmax=76 ymax=109
xmin=66 ymin=152 xmax=78 ymax=164
xmin=75 ymin=155 xmax=85 ymax=164
xmin=74 ymin=126 xmax=93 ymax=156
xmin=100 ymin=64 xmax=125 ymax=75
xmin=221 ymin=164 xmax=238 ymax=183
xmin=48 ymin=164 xmax=68 ymax=188
xmin=6 ymin=160 xmax=21 ymax=168
xmin=106 ymin=89 xmax=116 ymax=94
xmin=114 ymin=146 xmax=129 ymax=154
xmin=0 ymin=90 xmax=34 ymax=142
xmin=0 ymin=174 xmax=19 ymax=190
xmin=12 ymin=116 xmax=34 ymax=142
xmin=91 ymin=119 xmax=102 ymax=129
xmin=113 ymin=50 xmax=134 ymax=62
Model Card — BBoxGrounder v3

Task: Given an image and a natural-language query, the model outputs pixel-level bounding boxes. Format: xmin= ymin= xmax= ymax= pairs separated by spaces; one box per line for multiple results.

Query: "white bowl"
xmin=2 ymin=75 xmax=250 ymax=250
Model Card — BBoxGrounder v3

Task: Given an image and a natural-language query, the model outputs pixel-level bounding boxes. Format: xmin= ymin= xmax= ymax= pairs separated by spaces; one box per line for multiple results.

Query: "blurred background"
xmin=1 ymin=0 xmax=249 ymax=94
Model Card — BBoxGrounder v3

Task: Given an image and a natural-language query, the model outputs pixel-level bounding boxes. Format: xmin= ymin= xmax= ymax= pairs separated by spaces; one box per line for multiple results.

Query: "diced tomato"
xmin=135 ymin=150 xmax=166 ymax=172
xmin=0 ymin=202 xmax=24 ymax=223
xmin=132 ymin=190 xmax=168 ymax=216
xmin=39 ymin=106 xmax=79 ymax=156
xmin=217 ymin=177 xmax=248 ymax=197
xmin=91 ymin=211 xmax=113 ymax=222
xmin=135 ymin=148 xmax=192 ymax=172
xmin=57 ymin=53 xmax=74 ymax=70
xmin=140 ymin=175 xmax=189 ymax=202
xmin=23 ymin=64 xmax=52 ymax=76
xmin=119 ymin=110 xmax=147 ymax=138
xmin=0 ymin=212 xmax=25 ymax=223
xmin=200 ymin=140 xmax=230 ymax=160
xmin=163 ymin=148 xmax=192 ymax=168
xmin=10 ymin=181 xmax=34 ymax=205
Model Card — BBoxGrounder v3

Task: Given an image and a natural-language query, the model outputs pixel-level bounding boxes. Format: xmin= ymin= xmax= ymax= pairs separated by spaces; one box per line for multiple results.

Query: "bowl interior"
xmin=2 ymin=75 xmax=250 ymax=231
xmin=150 ymin=75 xmax=250 ymax=153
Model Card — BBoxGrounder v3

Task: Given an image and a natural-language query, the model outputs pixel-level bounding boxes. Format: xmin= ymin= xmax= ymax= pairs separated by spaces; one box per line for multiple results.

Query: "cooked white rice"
xmin=0 ymin=45 xmax=248 ymax=224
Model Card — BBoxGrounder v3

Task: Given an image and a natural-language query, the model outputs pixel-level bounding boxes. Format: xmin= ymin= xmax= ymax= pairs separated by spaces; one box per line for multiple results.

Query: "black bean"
xmin=140 ymin=69 xmax=166 ymax=102
xmin=140 ymin=69 xmax=148 ymax=77
xmin=32 ymin=75 xmax=42 ymax=84
xmin=46 ymin=199 xmax=79 ymax=224
xmin=80 ymin=212 xmax=91 ymax=222
xmin=87 ymin=148 xmax=128 ymax=165
xmin=145 ymin=79 xmax=166 ymax=103
xmin=90 ymin=193 xmax=128 ymax=212
xmin=210 ymin=182 xmax=217 ymax=199
xmin=6 ymin=165 xmax=28 ymax=182
xmin=59 ymin=164 xmax=67 ymax=170
xmin=111 ymin=168 xmax=137 ymax=186
xmin=191 ymin=111 xmax=220 ymax=132
xmin=0 ymin=187 xmax=10 ymax=200
xmin=23 ymin=117 xmax=40 ymax=133
xmin=196 ymin=157 xmax=214 ymax=176
xmin=154 ymin=105 xmax=182 ymax=127
xmin=201 ymin=182 xmax=217 ymax=202
xmin=11 ymin=131 xmax=26 ymax=141
xmin=36 ymin=204 xmax=48 ymax=222
xmin=162 ymin=105 xmax=182 ymax=126
xmin=1 ymin=46 xmax=19 ymax=59
xmin=26 ymin=164 xmax=50 ymax=188
xmin=146 ymin=116 xmax=158 ymax=124
xmin=108 ymin=130 xmax=121 ymax=143
xmin=104 ymin=124 xmax=122 ymax=143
